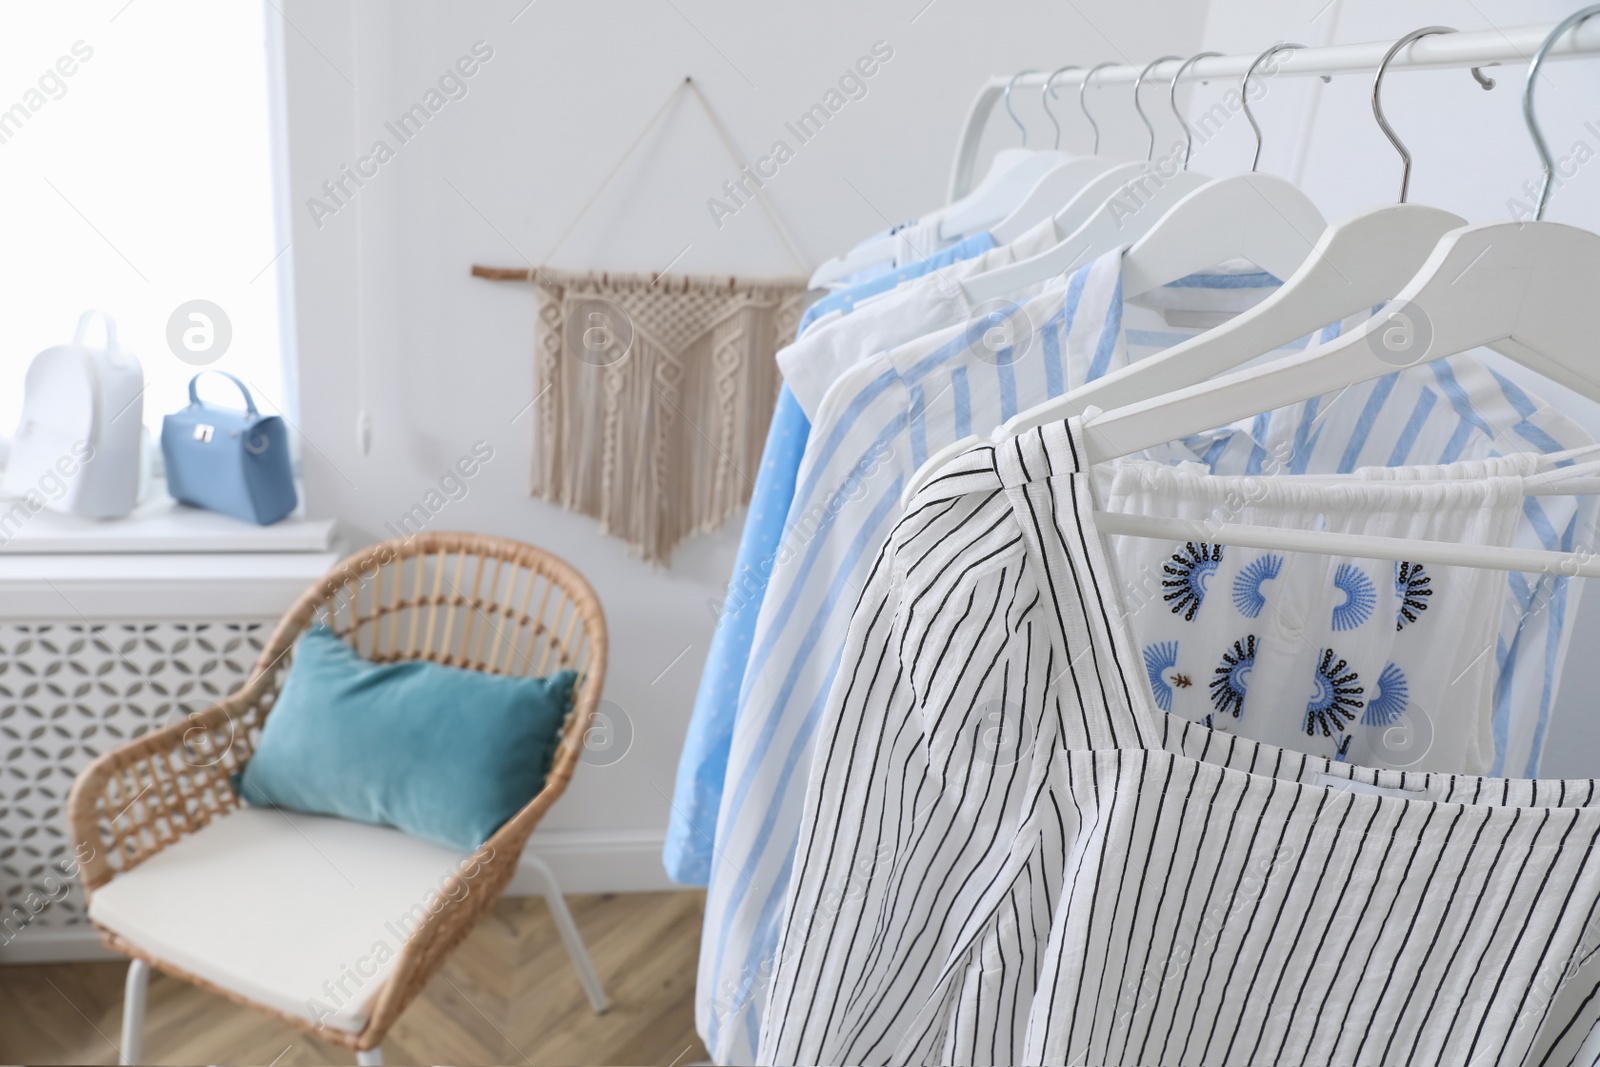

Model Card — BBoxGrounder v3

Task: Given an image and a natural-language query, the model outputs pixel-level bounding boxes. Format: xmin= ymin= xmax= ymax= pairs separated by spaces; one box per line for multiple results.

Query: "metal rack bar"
xmin=948 ymin=19 xmax=1600 ymax=201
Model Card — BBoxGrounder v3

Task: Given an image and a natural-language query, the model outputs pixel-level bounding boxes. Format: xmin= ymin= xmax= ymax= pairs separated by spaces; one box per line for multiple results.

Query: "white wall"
xmin=1199 ymin=0 xmax=1600 ymax=230
xmin=282 ymin=0 xmax=1600 ymax=879
xmin=279 ymin=0 xmax=1210 ymax=883
xmin=1193 ymin=0 xmax=1600 ymax=776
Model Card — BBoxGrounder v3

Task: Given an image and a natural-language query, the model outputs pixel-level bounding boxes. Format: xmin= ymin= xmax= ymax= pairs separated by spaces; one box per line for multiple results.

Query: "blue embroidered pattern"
xmin=1330 ymin=563 xmax=1377 ymax=632
xmin=1144 ymin=641 xmax=1181 ymax=712
xmin=1363 ymin=662 xmax=1410 ymax=727
xmin=1304 ymin=648 xmax=1365 ymax=737
xmin=1209 ymin=635 xmax=1257 ymax=718
xmin=1163 ymin=542 xmax=1224 ymax=622
xmin=1395 ymin=561 xmax=1433 ymax=631
xmin=1232 ymin=553 xmax=1283 ymax=619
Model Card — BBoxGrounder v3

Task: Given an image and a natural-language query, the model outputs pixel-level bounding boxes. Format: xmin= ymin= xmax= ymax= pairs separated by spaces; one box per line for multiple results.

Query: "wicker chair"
xmin=67 ymin=532 xmax=610 ymax=1064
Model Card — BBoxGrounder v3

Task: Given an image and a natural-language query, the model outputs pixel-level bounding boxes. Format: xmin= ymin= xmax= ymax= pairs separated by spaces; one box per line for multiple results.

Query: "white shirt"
xmin=1095 ymin=456 xmax=1533 ymax=772
xmin=1169 ymin=357 xmax=1597 ymax=779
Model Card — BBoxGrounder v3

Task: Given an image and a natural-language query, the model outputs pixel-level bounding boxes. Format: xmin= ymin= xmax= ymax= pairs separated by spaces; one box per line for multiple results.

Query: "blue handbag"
xmin=161 ymin=372 xmax=297 ymax=525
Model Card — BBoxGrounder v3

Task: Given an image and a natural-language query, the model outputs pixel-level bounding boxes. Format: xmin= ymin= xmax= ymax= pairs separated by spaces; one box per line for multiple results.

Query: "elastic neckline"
xmin=1053 ymin=415 xmax=1600 ymax=808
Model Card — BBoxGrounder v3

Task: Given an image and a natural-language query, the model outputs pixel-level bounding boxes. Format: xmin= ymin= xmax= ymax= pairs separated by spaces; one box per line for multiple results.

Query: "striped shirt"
xmin=699 ymin=251 xmax=1284 ymax=1062
xmin=759 ymin=418 xmax=1600 ymax=1066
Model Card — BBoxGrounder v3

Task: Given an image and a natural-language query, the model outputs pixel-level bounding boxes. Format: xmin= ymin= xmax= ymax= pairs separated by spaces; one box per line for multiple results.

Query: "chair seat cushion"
xmin=89 ymin=806 xmax=481 ymax=1034
xmin=238 ymin=625 xmax=578 ymax=851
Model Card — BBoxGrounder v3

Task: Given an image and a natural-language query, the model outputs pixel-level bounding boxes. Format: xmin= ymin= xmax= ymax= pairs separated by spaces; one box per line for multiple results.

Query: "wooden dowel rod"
xmin=472 ymin=265 xmax=532 ymax=280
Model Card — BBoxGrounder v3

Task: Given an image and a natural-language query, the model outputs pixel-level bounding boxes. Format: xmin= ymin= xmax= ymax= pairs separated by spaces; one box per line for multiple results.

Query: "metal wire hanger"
xmin=1373 ymin=27 xmax=1494 ymax=202
xmin=1004 ymin=68 xmax=1036 ymax=146
xmin=1042 ymin=64 xmax=1081 ymax=150
xmin=1079 ymin=61 xmax=1117 ymax=154
xmin=1134 ymin=55 xmax=1181 ymax=162
xmin=1170 ymin=51 xmax=1221 ymax=170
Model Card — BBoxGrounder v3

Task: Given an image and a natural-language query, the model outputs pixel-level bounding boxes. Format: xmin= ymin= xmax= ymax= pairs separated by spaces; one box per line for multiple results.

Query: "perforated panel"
xmin=0 ymin=621 xmax=267 ymax=937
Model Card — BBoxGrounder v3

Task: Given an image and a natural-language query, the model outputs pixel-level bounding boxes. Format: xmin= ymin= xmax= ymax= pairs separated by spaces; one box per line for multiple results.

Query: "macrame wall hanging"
xmin=474 ymin=78 xmax=811 ymax=565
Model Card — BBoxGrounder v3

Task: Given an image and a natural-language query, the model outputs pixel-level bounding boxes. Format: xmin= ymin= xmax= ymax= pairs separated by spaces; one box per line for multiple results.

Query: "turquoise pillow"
xmin=238 ymin=625 xmax=577 ymax=851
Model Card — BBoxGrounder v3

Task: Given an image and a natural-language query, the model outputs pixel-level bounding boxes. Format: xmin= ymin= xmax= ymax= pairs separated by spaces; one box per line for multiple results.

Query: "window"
xmin=0 ymin=0 xmax=293 ymax=444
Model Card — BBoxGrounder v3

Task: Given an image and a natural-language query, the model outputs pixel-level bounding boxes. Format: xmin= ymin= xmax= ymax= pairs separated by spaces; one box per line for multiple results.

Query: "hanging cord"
xmin=684 ymin=78 xmax=810 ymax=272
xmin=541 ymin=80 xmax=689 ymax=264
xmin=542 ymin=77 xmax=810 ymax=273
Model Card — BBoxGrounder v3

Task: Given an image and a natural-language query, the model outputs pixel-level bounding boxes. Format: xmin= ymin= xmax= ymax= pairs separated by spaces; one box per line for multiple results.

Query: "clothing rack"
xmin=949 ymin=19 xmax=1600 ymax=202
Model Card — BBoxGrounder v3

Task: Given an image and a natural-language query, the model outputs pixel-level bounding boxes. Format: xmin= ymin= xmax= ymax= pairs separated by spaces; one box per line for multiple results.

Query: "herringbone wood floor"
xmin=0 ymin=890 xmax=708 ymax=1066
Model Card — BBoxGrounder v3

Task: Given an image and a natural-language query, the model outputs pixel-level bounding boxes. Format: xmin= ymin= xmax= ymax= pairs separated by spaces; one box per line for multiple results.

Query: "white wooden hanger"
xmin=987 ymin=161 xmax=1120 ymax=247
xmin=1090 ymin=514 xmax=1600 ymax=579
xmin=1080 ymin=219 xmax=1600 ymax=462
xmin=1542 ymin=442 xmax=1600 ymax=468
xmin=806 ymin=150 xmax=1035 ymax=287
xmin=958 ymin=168 xmax=1210 ymax=305
xmin=1116 ymin=43 xmax=1329 ymax=297
xmin=1013 ymin=29 xmax=1492 ymax=435
xmin=1119 ymin=172 xmax=1325 ymax=297
xmin=897 ymin=204 xmax=1458 ymax=507
xmin=1083 ymin=10 xmax=1600 ymax=579
xmin=1031 ymin=160 xmax=1193 ymax=241
xmin=1251 ymin=460 xmax=1600 ymax=495
xmin=900 ymin=205 xmax=1456 ymax=508
xmin=901 ymin=46 xmax=1331 ymax=506
xmin=807 ymin=71 xmax=1063 ymax=288
xmin=933 ymin=68 xmax=1074 ymax=241
xmin=987 ymin=64 xmax=1122 ymax=245
xmin=807 ymin=231 xmax=913 ymax=290
xmin=928 ymin=154 xmax=1074 ymax=243
xmin=1524 ymin=457 xmax=1600 ymax=493
xmin=960 ymin=43 xmax=1322 ymax=308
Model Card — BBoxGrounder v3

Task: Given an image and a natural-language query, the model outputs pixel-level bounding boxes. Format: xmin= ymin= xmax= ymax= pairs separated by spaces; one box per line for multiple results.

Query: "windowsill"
xmin=0 ymin=480 xmax=342 ymax=617
xmin=0 ymin=479 xmax=336 ymax=555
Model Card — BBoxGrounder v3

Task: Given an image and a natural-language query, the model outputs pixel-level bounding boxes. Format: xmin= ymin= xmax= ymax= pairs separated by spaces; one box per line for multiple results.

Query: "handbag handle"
xmin=187 ymin=370 xmax=259 ymax=417
xmin=73 ymin=310 xmax=118 ymax=352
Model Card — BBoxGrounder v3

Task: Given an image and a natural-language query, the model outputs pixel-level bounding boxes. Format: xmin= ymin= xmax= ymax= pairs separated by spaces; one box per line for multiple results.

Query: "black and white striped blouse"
xmin=758 ymin=418 xmax=1600 ymax=1066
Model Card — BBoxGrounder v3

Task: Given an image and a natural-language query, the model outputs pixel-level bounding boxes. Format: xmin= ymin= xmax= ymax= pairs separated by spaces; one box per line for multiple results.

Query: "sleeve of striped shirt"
xmin=752 ymin=470 xmax=1049 ymax=1067
xmin=757 ymin=446 xmax=1075 ymax=1066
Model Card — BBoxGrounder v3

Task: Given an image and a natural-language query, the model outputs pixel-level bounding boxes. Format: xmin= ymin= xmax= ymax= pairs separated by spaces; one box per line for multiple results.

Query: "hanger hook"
xmin=1134 ymin=56 xmax=1181 ymax=161
xmin=1170 ymin=51 xmax=1222 ymax=170
xmin=1004 ymin=69 xmax=1037 ymax=147
xmin=1079 ymin=61 xmax=1117 ymax=155
xmin=1526 ymin=5 xmax=1600 ymax=219
xmin=1373 ymin=27 xmax=1494 ymax=204
xmin=1042 ymin=65 xmax=1082 ymax=151
xmin=1242 ymin=42 xmax=1304 ymax=172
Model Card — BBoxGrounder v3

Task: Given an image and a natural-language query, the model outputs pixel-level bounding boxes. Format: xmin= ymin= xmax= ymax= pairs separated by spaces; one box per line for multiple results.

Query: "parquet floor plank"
xmin=0 ymin=891 xmax=708 ymax=1066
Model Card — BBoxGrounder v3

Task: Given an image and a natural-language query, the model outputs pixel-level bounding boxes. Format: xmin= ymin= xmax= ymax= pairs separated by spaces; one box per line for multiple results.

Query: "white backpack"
xmin=3 ymin=311 xmax=146 ymax=519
